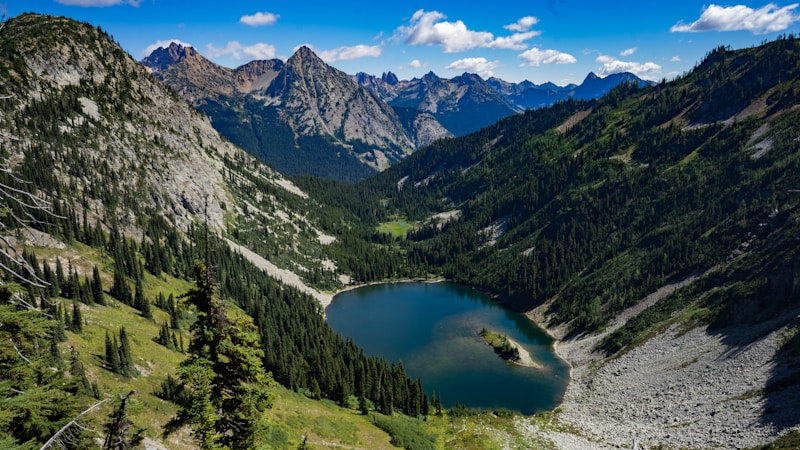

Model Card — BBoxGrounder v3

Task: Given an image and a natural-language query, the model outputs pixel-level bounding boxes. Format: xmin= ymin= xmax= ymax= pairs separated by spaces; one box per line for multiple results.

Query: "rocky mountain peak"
xmin=454 ymin=72 xmax=484 ymax=84
xmin=287 ymin=45 xmax=326 ymax=70
xmin=382 ymin=71 xmax=399 ymax=85
xmin=421 ymin=71 xmax=441 ymax=83
xmin=141 ymin=42 xmax=200 ymax=73
xmin=584 ymin=72 xmax=601 ymax=81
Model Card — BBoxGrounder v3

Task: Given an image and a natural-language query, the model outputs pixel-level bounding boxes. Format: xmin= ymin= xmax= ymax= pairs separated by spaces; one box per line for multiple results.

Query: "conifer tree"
xmin=70 ymin=301 xmax=82 ymax=333
xmin=105 ymin=331 xmax=121 ymax=375
xmin=0 ymin=286 xmax=85 ymax=446
xmin=165 ymin=259 xmax=275 ymax=449
xmin=133 ymin=276 xmax=151 ymax=319
xmin=110 ymin=260 xmax=131 ymax=304
xmin=42 ymin=261 xmax=57 ymax=298
xmin=118 ymin=326 xmax=136 ymax=377
xmin=92 ymin=265 xmax=105 ymax=306
xmin=55 ymin=257 xmax=65 ymax=296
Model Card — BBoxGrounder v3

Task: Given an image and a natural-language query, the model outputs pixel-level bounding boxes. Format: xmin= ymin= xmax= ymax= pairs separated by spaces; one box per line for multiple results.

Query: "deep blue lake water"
xmin=326 ymin=282 xmax=569 ymax=415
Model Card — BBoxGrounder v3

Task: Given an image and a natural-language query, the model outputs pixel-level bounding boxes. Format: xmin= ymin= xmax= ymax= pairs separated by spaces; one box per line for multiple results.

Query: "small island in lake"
xmin=480 ymin=328 xmax=540 ymax=368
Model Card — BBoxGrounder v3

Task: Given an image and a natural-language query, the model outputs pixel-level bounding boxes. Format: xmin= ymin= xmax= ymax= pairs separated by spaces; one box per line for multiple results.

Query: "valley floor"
xmin=524 ymin=301 xmax=800 ymax=449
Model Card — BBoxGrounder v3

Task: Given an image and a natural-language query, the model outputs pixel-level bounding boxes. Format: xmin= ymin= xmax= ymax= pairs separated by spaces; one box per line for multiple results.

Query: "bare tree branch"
xmin=40 ymin=398 xmax=111 ymax=450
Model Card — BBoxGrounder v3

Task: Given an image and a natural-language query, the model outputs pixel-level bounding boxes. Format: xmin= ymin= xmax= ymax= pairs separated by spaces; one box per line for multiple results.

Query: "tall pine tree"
xmin=164 ymin=258 xmax=275 ymax=449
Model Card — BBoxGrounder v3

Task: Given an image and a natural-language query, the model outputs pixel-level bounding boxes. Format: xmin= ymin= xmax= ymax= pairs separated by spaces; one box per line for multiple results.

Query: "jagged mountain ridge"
xmin=143 ymin=43 xmax=450 ymax=181
xmin=142 ymin=42 xmax=284 ymax=103
xmin=356 ymin=69 xmax=653 ymax=120
xmin=354 ymin=70 xmax=522 ymax=136
xmin=144 ymin=42 xmax=652 ymax=182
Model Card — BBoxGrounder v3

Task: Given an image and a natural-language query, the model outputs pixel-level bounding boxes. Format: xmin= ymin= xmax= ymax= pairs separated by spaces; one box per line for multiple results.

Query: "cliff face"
xmin=261 ymin=46 xmax=414 ymax=168
xmin=2 ymin=13 xmax=311 ymax=239
xmin=144 ymin=44 xmax=435 ymax=178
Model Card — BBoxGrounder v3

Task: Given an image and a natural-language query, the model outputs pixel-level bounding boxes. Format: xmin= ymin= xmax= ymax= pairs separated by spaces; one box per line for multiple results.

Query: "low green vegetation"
xmin=480 ymin=328 xmax=520 ymax=361
xmin=371 ymin=413 xmax=437 ymax=450
xmin=378 ymin=218 xmax=414 ymax=238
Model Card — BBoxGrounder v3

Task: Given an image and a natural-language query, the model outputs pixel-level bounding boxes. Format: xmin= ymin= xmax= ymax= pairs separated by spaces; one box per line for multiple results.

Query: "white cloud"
xmin=55 ymin=0 xmax=140 ymax=6
xmin=620 ymin=47 xmax=637 ymax=57
xmin=396 ymin=9 xmax=538 ymax=53
xmin=206 ymin=41 xmax=277 ymax=61
xmin=445 ymin=57 xmax=500 ymax=77
xmin=596 ymin=55 xmax=662 ymax=80
xmin=142 ymin=39 xmax=193 ymax=57
xmin=671 ymin=55 xmax=681 ymax=62
xmin=488 ymin=31 xmax=541 ymax=50
xmin=504 ymin=16 xmax=539 ymax=32
xmin=671 ymin=3 xmax=800 ymax=34
xmin=240 ymin=12 xmax=280 ymax=27
xmin=409 ymin=59 xmax=424 ymax=68
xmin=318 ymin=45 xmax=383 ymax=62
xmin=518 ymin=47 xmax=577 ymax=66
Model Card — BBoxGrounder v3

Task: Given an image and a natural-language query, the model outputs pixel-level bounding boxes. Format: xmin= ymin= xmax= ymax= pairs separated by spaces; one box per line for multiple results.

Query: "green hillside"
xmin=2 ymin=12 xmax=800 ymax=449
xmin=365 ymin=36 xmax=800 ymax=339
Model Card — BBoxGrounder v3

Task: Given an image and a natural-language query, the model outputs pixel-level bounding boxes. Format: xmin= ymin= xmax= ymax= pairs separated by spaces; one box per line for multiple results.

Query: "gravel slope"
xmin=519 ymin=277 xmax=800 ymax=449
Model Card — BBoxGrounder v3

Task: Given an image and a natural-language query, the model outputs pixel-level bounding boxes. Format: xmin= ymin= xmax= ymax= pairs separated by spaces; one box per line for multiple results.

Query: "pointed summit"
xmin=286 ymin=45 xmax=327 ymax=70
xmin=583 ymin=72 xmax=601 ymax=82
xmin=382 ymin=71 xmax=399 ymax=85
xmin=141 ymin=42 xmax=198 ymax=73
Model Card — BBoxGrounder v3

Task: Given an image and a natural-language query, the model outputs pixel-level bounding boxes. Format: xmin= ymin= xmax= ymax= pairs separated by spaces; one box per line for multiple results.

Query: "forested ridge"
xmin=360 ymin=36 xmax=800 ymax=341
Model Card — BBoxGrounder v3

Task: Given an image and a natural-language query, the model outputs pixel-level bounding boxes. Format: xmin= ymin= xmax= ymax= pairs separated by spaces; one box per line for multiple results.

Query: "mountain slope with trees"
xmin=0 ymin=13 xmax=438 ymax=448
xmin=354 ymin=36 xmax=800 ymax=447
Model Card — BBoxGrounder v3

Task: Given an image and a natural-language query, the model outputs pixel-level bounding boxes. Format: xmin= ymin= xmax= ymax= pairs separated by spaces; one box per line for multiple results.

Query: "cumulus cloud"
xmin=596 ymin=55 xmax=662 ymax=80
xmin=445 ymin=57 xmax=500 ymax=77
xmin=318 ymin=45 xmax=382 ymax=62
xmin=55 ymin=0 xmax=140 ymax=6
xmin=504 ymin=16 xmax=539 ymax=32
xmin=240 ymin=11 xmax=280 ymax=27
xmin=488 ymin=31 xmax=541 ymax=50
xmin=396 ymin=9 xmax=539 ymax=53
xmin=206 ymin=41 xmax=277 ymax=61
xmin=409 ymin=59 xmax=424 ymax=68
xmin=142 ymin=39 xmax=193 ymax=57
xmin=518 ymin=47 xmax=577 ymax=66
xmin=671 ymin=55 xmax=681 ymax=62
xmin=671 ymin=3 xmax=800 ymax=34
xmin=620 ymin=47 xmax=637 ymax=56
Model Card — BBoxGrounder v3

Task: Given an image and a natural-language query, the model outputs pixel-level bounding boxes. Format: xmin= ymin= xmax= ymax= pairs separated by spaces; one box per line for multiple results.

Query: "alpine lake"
xmin=326 ymin=282 xmax=569 ymax=415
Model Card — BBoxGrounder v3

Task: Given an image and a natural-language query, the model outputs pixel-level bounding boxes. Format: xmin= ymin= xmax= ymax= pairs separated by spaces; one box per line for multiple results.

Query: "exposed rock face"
xmin=262 ymin=46 xmax=414 ymax=165
xmin=3 ymin=14 xmax=305 ymax=236
xmin=356 ymin=70 xmax=521 ymax=136
xmin=409 ymin=112 xmax=452 ymax=149
xmin=144 ymin=44 xmax=424 ymax=175
xmin=235 ymin=59 xmax=283 ymax=93
xmin=142 ymin=42 xmax=236 ymax=105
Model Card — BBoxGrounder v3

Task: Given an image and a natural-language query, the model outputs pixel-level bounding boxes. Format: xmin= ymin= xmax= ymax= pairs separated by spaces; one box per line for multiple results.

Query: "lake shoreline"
xmin=326 ymin=280 xmax=568 ymax=415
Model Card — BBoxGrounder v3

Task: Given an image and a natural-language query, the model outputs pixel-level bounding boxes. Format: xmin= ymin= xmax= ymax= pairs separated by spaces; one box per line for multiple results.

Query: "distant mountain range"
xmin=143 ymin=44 xmax=652 ymax=181
xmin=354 ymin=70 xmax=653 ymax=134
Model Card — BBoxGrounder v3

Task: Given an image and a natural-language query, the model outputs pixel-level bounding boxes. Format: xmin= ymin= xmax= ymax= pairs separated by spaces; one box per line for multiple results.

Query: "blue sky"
xmin=9 ymin=1 xmax=800 ymax=85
